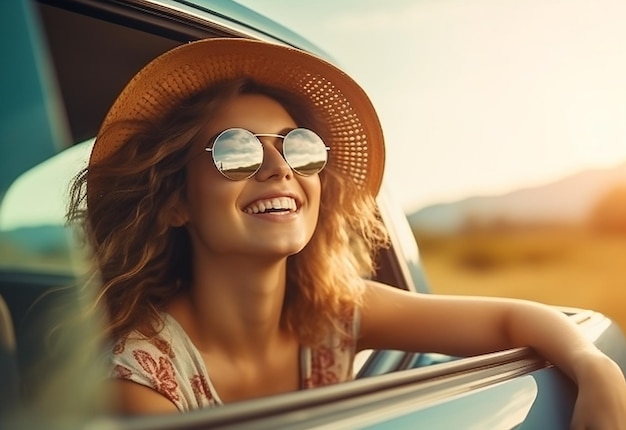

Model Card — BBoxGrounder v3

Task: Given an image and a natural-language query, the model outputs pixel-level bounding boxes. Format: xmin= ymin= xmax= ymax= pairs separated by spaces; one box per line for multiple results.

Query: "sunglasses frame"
xmin=205 ymin=128 xmax=330 ymax=181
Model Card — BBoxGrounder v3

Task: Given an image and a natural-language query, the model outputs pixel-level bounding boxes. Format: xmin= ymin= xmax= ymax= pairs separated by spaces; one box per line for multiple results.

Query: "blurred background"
xmin=237 ymin=0 xmax=626 ymax=329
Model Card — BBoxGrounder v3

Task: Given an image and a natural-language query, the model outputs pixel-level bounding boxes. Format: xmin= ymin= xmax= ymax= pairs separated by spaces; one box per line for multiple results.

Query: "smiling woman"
xmin=65 ymin=40 xmax=389 ymax=411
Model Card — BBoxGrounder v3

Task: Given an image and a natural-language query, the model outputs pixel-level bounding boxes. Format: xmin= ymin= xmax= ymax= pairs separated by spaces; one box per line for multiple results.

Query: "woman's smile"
xmin=243 ymin=196 xmax=298 ymax=215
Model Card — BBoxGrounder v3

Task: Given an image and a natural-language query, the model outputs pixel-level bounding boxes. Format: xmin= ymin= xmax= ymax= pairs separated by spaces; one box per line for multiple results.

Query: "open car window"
xmin=0 ymin=140 xmax=93 ymax=275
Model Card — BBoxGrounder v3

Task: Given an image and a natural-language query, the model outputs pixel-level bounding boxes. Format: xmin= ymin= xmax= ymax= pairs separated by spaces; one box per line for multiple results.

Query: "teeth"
xmin=244 ymin=197 xmax=297 ymax=214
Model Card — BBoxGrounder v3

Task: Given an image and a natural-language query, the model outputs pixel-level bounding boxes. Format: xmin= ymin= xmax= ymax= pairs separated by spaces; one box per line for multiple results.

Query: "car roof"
xmin=181 ymin=0 xmax=332 ymax=58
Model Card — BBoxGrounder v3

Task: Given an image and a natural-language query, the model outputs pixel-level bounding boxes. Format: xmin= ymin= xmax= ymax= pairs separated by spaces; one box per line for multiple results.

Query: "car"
xmin=1 ymin=0 xmax=625 ymax=428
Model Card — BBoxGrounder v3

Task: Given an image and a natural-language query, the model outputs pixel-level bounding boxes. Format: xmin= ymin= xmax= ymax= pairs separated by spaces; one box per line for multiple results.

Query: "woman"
xmin=68 ymin=38 xmax=625 ymax=426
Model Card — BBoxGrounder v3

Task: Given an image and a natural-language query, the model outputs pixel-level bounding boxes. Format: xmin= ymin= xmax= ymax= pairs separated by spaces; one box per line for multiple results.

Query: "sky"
xmin=236 ymin=0 xmax=626 ymax=212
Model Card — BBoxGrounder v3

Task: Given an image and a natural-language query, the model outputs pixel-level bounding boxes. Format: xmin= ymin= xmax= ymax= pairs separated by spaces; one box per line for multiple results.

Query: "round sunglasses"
xmin=205 ymin=128 xmax=330 ymax=181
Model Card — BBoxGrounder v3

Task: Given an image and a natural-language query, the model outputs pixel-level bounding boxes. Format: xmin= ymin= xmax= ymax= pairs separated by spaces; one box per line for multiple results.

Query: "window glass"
xmin=0 ymin=139 xmax=93 ymax=274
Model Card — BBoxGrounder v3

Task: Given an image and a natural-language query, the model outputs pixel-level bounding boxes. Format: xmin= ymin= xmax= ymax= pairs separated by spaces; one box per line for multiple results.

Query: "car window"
xmin=0 ymin=140 xmax=93 ymax=275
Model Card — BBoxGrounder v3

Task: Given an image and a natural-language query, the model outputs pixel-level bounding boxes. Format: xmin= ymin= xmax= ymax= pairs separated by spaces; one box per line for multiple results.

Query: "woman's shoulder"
xmin=112 ymin=314 xmax=176 ymax=352
xmin=109 ymin=313 xmax=184 ymax=387
xmin=109 ymin=313 xmax=220 ymax=411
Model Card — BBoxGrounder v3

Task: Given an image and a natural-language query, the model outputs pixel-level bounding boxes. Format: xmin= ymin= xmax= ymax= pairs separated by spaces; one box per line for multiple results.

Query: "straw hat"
xmin=90 ymin=38 xmax=385 ymax=196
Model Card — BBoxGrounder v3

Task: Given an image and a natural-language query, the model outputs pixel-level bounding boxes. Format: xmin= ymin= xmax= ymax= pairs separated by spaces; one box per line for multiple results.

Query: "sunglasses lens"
xmin=211 ymin=128 xmax=263 ymax=180
xmin=283 ymin=129 xmax=328 ymax=176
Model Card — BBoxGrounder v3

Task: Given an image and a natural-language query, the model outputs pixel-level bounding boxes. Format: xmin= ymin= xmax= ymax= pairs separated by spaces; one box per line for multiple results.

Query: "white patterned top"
xmin=111 ymin=312 xmax=359 ymax=411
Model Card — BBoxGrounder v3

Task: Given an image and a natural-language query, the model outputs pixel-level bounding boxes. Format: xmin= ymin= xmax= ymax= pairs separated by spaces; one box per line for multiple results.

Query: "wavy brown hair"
xmin=68 ymin=78 xmax=388 ymax=346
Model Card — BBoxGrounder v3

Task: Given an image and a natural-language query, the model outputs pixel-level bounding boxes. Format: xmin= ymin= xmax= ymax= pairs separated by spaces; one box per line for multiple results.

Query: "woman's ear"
xmin=166 ymin=193 xmax=188 ymax=227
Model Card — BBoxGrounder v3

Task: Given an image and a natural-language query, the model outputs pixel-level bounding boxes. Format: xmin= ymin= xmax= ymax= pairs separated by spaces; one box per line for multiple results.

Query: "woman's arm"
xmin=358 ymin=280 xmax=626 ymax=429
xmin=111 ymin=380 xmax=179 ymax=415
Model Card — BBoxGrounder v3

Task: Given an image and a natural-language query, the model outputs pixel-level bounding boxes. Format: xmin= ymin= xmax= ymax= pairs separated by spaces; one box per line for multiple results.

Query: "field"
xmin=414 ymin=225 xmax=626 ymax=331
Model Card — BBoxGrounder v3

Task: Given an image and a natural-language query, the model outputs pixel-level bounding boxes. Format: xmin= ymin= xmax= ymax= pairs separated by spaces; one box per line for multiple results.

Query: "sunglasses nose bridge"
xmin=255 ymin=133 xmax=284 ymax=150
xmin=255 ymin=137 xmax=292 ymax=180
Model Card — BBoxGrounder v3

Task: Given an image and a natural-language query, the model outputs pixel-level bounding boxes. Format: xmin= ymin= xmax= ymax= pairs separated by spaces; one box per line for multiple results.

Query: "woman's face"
xmin=178 ymin=93 xmax=322 ymax=260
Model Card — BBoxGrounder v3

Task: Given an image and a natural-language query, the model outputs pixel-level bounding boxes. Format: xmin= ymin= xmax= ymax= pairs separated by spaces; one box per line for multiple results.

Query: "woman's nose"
xmin=254 ymin=139 xmax=292 ymax=181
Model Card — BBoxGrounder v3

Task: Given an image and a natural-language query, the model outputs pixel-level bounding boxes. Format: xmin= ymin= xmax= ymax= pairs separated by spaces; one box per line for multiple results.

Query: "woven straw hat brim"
xmin=90 ymin=38 xmax=385 ymax=196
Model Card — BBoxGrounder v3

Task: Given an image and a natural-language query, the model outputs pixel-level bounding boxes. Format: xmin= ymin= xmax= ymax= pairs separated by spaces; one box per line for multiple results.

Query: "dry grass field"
xmin=414 ymin=225 xmax=626 ymax=331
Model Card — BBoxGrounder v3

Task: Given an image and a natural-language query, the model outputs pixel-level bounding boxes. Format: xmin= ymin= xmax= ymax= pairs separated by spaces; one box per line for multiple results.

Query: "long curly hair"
xmin=68 ymin=78 xmax=388 ymax=346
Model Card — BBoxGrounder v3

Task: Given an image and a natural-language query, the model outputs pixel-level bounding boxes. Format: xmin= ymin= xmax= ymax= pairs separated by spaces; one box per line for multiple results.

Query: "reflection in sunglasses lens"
xmin=284 ymin=129 xmax=328 ymax=176
xmin=212 ymin=129 xmax=263 ymax=180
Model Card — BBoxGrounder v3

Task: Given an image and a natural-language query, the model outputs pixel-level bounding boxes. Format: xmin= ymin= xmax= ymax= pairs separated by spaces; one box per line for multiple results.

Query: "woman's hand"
xmin=569 ymin=352 xmax=626 ymax=430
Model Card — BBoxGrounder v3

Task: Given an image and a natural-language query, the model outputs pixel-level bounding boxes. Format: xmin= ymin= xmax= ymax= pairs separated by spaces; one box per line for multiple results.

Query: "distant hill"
xmin=408 ymin=162 xmax=626 ymax=233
